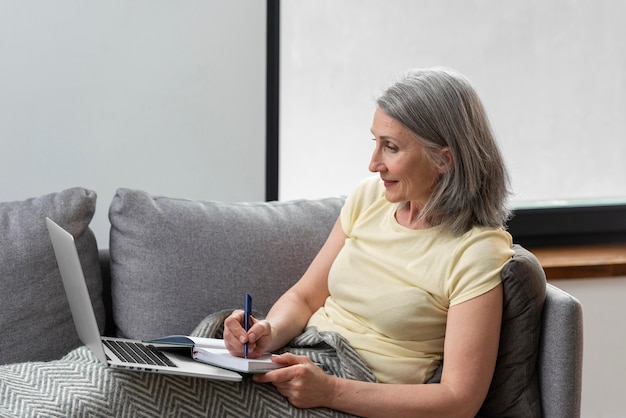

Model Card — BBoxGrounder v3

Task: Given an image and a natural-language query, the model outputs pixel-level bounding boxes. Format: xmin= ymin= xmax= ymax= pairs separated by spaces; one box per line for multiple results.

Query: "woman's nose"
xmin=369 ymin=151 xmax=384 ymax=173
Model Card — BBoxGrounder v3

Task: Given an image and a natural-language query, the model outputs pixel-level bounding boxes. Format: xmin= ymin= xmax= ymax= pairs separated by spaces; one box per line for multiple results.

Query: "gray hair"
xmin=376 ymin=67 xmax=511 ymax=235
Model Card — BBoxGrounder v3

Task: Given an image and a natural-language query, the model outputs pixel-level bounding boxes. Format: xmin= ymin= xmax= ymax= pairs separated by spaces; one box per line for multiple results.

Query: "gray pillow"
xmin=478 ymin=244 xmax=546 ymax=417
xmin=108 ymin=188 xmax=344 ymax=340
xmin=0 ymin=188 xmax=104 ymax=365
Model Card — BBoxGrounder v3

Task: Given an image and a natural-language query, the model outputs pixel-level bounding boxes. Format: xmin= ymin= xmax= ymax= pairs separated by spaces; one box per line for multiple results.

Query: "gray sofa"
xmin=0 ymin=187 xmax=583 ymax=417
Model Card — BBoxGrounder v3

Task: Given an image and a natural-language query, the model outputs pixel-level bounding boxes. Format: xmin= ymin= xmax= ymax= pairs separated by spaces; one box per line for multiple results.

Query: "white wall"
xmin=550 ymin=278 xmax=626 ymax=418
xmin=0 ymin=1 xmax=266 ymax=245
xmin=279 ymin=0 xmax=626 ymax=205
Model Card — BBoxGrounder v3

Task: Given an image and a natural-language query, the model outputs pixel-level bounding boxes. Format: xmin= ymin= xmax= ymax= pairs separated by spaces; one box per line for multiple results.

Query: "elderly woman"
xmin=225 ymin=67 xmax=514 ymax=418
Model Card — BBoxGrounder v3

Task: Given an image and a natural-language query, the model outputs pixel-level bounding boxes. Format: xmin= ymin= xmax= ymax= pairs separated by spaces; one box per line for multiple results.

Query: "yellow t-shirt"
xmin=307 ymin=176 xmax=514 ymax=384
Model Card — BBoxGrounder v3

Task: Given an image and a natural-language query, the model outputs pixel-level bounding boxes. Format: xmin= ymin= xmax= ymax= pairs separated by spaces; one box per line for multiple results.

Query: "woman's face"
xmin=368 ymin=107 xmax=444 ymax=207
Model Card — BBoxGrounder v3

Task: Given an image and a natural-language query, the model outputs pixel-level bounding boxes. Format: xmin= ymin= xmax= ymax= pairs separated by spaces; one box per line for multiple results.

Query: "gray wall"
xmin=0 ymin=1 xmax=266 ymax=245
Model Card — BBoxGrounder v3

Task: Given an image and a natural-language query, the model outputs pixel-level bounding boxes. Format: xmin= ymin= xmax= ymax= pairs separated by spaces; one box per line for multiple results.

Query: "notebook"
xmin=146 ymin=335 xmax=286 ymax=373
xmin=45 ymin=217 xmax=242 ymax=382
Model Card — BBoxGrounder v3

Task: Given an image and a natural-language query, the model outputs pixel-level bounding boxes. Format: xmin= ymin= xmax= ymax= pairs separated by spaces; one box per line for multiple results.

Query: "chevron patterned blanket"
xmin=0 ymin=311 xmax=376 ymax=418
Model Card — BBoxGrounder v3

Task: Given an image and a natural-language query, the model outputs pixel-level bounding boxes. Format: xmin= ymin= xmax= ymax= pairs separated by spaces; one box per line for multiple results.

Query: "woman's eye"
xmin=371 ymin=138 xmax=398 ymax=152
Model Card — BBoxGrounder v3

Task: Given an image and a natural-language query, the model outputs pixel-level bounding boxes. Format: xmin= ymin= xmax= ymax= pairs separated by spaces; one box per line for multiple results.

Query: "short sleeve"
xmin=447 ymin=228 xmax=514 ymax=306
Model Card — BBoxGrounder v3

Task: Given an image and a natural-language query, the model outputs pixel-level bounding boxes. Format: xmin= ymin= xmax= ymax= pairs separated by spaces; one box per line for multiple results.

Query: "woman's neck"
xmin=395 ymin=202 xmax=431 ymax=230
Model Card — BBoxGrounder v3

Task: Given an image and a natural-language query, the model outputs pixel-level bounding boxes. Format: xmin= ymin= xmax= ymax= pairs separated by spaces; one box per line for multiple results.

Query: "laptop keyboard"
xmin=103 ymin=340 xmax=177 ymax=368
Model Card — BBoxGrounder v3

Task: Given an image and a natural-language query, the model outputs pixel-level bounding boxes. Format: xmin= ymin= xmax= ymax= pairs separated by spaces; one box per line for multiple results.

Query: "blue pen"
xmin=244 ymin=293 xmax=252 ymax=358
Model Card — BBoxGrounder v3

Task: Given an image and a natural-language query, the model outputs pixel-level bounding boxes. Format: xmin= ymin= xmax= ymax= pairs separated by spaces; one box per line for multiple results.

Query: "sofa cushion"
xmin=478 ymin=244 xmax=546 ymax=417
xmin=0 ymin=188 xmax=103 ymax=365
xmin=108 ymin=189 xmax=344 ymax=340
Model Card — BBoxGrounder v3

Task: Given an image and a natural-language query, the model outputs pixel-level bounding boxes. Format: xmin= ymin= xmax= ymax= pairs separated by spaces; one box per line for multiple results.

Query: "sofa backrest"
xmin=108 ymin=188 xmax=345 ymax=340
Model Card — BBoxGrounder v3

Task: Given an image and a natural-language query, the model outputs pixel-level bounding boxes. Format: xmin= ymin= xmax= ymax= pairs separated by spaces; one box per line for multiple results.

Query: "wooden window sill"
xmin=529 ymin=243 xmax=626 ymax=280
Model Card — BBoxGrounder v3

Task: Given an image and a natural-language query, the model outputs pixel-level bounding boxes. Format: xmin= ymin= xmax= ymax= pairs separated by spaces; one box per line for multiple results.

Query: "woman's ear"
xmin=436 ymin=147 xmax=453 ymax=173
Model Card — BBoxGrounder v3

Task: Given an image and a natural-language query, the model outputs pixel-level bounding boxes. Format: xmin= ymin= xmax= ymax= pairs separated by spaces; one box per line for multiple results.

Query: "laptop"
xmin=46 ymin=217 xmax=242 ymax=382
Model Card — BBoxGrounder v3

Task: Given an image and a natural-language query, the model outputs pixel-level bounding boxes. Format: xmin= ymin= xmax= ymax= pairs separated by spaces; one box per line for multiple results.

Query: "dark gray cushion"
xmin=108 ymin=188 xmax=344 ymax=340
xmin=0 ymin=188 xmax=103 ymax=364
xmin=478 ymin=244 xmax=546 ymax=417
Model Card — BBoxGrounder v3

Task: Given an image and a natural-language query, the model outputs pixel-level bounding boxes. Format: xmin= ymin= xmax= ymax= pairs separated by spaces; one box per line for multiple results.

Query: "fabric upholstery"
xmin=108 ymin=188 xmax=344 ymax=340
xmin=538 ymin=284 xmax=583 ymax=418
xmin=0 ymin=188 xmax=103 ymax=364
xmin=478 ymin=244 xmax=546 ymax=417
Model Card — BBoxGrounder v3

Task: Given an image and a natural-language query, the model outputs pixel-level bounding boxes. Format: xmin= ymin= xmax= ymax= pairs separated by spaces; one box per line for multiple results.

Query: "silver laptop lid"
xmin=46 ymin=217 xmax=242 ymax=382
xmin=46 ymin=217 xmax=108 ymax=364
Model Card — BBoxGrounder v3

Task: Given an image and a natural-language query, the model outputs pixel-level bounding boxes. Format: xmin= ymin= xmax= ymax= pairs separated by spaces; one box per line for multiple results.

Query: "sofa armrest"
xmin=538 ymin=284 xmax=583 ymax=418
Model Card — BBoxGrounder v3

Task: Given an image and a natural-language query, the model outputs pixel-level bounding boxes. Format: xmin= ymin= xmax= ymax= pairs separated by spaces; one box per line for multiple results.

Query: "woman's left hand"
xmin=252 ymin=353 xmax=335 ymax=409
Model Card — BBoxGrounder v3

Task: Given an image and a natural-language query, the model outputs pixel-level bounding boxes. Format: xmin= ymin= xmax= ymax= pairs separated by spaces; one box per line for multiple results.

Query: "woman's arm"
xmin=255 ymin=283 xmax=503 ymax=418
xmin=223 ymin=217 xmax=347 ymax=357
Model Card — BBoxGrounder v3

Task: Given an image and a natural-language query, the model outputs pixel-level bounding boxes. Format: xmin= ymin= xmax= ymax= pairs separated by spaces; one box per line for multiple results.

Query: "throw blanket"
xmin=0 ymin=311 xmax=376 ymax=418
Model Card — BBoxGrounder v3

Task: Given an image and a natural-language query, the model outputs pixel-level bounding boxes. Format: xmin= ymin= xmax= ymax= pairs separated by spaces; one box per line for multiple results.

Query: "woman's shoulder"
xmin=352 ymin=175 xmax=385 ymax=201
xmin=454 ymin=226 xmax=514 ymax=263
xmin=345 ymin=176 xmax=386 ymax=211
xmin=341 ymin=176 xmax=387 ymax=231
xmin=462 ymin=225 xmax=513 ymax=243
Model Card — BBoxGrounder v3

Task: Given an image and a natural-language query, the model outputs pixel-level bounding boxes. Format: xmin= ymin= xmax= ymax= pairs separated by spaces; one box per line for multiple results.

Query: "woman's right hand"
xmin=223 ymin=217 xmax=345 ymax=358
xmin=223 ymin=310 xmax=272 ymax=358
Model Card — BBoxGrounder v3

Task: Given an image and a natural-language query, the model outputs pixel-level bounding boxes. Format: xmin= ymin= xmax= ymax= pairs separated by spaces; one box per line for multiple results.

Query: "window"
xmin=271 ymin=0 xmax=626 ymax=246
